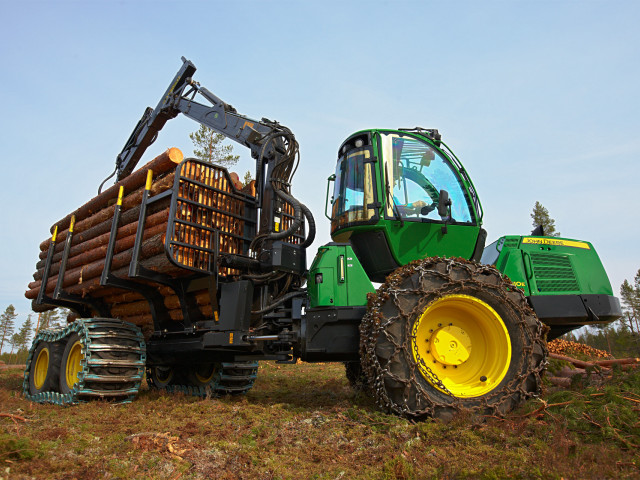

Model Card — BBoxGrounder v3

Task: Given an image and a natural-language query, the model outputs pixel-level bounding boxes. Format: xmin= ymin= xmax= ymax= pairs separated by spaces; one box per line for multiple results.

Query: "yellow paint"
xmin=411 ymin=294 xmax=511 ymax=398
xmin=33 ymin=346 xmax=49 ymax=389
xmin=195 ymin=364 xmax=216 ymax=384
xmin=64 ymin=340 xmax=84 ymax=389
xmin=52 ymin=225 xmax=58 ymax=243
xmin=229 ymin=332 xmax=234 ymax=344
xmin=430 ymin=325 xmax=472 ymax=366
xmin=243 ymin=121 xmax=255 ymax=129
xmin=117 ymin=186 xmax=124 ymax=206
xmin=522 ymin=237 xmax=590 ymax=249
xmin=214 ymin=311 xmax=219 ymax=322
xmin=145 ymin=170 xmax=153 ymax=190
xmin=69 ymin=216 xmax=76 ymax=233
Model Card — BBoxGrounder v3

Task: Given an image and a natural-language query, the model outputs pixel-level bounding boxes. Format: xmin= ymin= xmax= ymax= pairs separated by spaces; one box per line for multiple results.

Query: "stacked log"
xmin=547 ymin=338 xmax=612 ymax=359
xmin=24 ymin=149 xmax=255 ymax=335
xmin=547 ymin=350 xmax=640 ymax=388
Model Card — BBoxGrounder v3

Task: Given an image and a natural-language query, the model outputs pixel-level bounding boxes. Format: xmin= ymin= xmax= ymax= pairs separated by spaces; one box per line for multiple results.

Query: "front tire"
xmin=360 ymin=257 xmax=547 ymax=421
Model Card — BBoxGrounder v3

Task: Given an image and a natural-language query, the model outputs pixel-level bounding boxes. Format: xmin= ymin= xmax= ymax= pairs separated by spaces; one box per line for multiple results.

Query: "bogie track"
xmin=23 ymin=318 xmax=146 ymax=405
xmin=146 ymin=361 xmax=259 ymax=397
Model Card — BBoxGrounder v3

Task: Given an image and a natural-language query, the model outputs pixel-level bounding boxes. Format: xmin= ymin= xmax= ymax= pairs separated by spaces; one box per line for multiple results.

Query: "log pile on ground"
xmin=546 ymin=339 xmax=640 ymax=388
xmin=24 ymin=148 xmax=253 ymax=336
xmin=547 ymin=338 xmax=612 ymax=359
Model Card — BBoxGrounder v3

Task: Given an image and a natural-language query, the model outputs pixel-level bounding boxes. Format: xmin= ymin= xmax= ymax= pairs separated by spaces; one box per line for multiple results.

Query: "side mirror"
xmin=438 ymin=189 xmax=451 ymax=217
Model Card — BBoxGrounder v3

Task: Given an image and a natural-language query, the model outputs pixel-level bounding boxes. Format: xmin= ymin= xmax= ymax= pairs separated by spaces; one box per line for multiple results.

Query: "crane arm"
xmin=111 ymin=57 xmax=312 ymax=250
xmin=115 ymin=57 xmax=287 ymax=186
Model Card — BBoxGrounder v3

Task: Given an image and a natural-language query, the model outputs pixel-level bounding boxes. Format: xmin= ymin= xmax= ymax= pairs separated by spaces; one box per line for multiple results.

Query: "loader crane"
xmin=24 ymin=58 xmax=621 ymax=420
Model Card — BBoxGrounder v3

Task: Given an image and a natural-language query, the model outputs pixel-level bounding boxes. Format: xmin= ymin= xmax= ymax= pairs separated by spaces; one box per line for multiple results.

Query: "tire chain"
xmin=23 ymin=318 xmax=146 ymax=405
xmin=359 ymin=257 xmax=549 ymax=420
xmin=146 ymin=362 xmax=259 ymax=397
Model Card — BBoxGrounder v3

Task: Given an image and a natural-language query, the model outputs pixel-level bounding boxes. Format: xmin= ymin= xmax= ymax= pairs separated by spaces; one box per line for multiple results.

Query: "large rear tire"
xmin=360 ymin=257 xmax=547 ymax=421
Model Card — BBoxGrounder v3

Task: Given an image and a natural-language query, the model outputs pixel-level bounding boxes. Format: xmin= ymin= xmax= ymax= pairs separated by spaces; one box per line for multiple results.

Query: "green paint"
xmin=307 ymin=244 xmax=375 ymax=308
xmin=329 ymin=129 xmax=483 ymax=269
xmin=483 ymin=236 xmax=614 ymax=297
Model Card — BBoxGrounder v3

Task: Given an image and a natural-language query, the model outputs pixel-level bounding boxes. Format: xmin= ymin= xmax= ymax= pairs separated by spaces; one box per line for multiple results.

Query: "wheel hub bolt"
xmin=480 ymin=376 xmax=487 ymax=382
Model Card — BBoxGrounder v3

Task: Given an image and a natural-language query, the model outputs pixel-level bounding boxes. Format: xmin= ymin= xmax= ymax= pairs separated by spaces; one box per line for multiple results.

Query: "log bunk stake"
xmin=26 ymin=150 xmax=259 ymax=336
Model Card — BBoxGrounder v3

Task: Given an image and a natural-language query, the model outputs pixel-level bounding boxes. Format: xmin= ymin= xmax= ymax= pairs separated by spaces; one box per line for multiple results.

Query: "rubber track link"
xmin=147 ymin=362 xmax=259 ymax=397
xmin=23 ymin=318 xmax=146 ymax=405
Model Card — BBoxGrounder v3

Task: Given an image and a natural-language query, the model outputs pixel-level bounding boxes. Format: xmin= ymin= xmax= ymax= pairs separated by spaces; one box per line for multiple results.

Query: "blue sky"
xmin=1 ymin=0 xmax=638 ymax=335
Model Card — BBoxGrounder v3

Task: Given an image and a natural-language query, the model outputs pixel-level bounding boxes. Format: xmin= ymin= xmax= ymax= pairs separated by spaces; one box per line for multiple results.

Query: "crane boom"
xmin=111 ymin=57 xmax=311 ymax=246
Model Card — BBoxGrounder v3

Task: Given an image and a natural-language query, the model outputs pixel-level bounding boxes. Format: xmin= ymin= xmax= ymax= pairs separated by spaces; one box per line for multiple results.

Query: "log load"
xmin=546 ymin=339 xmax=640 ymax=388
xmin=25 ymin=149 xmax=257 ymax=334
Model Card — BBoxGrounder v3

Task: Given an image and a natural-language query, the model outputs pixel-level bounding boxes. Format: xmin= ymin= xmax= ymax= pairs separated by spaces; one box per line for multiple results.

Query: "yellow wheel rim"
xmin=34 ymin=347 xmax=50 ymax=390
xmin=412 ymin=294 xmax=511 ymax=398
xmin=65 ymin=341 xmax=84 ymax=389
xmin=155 ymin=367 xmax=173 ymax=384
xmin=195 ymin=364 xmax=216 ymax=384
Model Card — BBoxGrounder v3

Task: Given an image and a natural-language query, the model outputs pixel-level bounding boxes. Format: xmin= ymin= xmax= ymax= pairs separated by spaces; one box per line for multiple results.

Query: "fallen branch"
xmin=595 ymin=357 xmax=640 ymax=367
xmin=550 ymin=353 xmax=610 ymax=372
xmin=0 ymin=413 xmax=28 ymax=422
xmin=582 ymin=412 xmax=602 ymax=429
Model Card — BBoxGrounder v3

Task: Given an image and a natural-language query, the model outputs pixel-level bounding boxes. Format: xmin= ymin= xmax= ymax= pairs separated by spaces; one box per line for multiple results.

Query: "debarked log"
xmin=26 ymin=233 xmax=167 ymax=298
xmin=48 ymin=148 xmax=183 ymax=236
xmin=34 ymin=220 xmax=168 ymax=280
xmin=40 ymin=172 xmax=175 ymax=253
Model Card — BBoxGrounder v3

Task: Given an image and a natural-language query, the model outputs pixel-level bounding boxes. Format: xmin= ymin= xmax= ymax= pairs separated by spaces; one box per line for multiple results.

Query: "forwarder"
xmin=24 ymin=58 xmax=621 ymax=420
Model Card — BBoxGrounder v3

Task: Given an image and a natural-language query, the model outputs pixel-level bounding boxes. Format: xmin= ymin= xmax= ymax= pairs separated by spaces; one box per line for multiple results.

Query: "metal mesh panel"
xmin=167 ymin=160 xmax=257 ymax=276
xmin=503 ymin=238 xmax=520 ymax=249
xmin=530 ymin=252 xmax=579 ymax=292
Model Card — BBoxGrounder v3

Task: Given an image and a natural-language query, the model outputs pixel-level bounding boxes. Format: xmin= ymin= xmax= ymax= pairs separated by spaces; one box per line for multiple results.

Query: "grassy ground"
xmin=1 ymin=362 xmax=640 ymax=480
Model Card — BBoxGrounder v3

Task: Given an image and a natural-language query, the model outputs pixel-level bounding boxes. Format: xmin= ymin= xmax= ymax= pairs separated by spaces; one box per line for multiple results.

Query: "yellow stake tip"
xmin=145 ymin=170 xmax=153 ymax=190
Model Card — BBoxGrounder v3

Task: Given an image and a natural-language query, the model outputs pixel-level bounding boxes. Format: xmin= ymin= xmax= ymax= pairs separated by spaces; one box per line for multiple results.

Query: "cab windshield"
xmin=331 ymin=148 xmax=377 ymax=232
xmin=381 ymin=133 xmax=473 ymax=223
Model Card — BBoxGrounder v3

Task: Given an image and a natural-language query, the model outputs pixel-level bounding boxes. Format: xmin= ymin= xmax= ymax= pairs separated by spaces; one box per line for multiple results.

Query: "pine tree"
xmin=17 ymin=314 xmax=34 ymax=351
xmin=243 ymin=170 xmax=253 ymax=187
xmin=530 ymin=201 xmax=561 ymax=237
xmin=189 ymin=125 xmax=239 ymax=167
xmin=620 ymin=269 xmax=640 ymax=333
xmin=8 ymin=333 xmax=21 ymax=363
xmin=37 ymin=308 xmax=67 ymax=331
xmin=0 ymin=305 xmax=17 ymax=354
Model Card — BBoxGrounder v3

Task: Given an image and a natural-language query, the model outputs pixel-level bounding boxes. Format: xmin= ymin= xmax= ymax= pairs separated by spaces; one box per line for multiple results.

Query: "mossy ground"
xmin=1 ymin=362 xmax=639 ymax=479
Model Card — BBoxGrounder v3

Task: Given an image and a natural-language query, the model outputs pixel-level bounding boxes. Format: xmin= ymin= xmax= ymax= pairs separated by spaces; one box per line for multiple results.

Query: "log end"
xmin=167 ymin=147 xmax=184 ymax=164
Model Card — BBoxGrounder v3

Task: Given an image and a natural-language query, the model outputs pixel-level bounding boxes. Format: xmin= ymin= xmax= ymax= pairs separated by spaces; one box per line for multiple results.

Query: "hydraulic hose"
xmin=300 ymin=202 xmax=316 ymax=248
xmin=269 ymin=188 xmax=302 ymax=241
xmin=251 ymin=289 xmax=307 ymax=315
